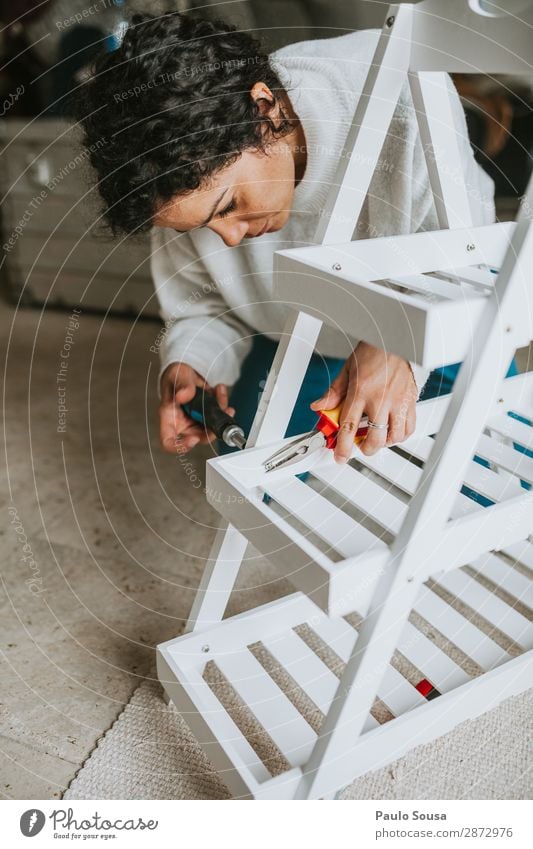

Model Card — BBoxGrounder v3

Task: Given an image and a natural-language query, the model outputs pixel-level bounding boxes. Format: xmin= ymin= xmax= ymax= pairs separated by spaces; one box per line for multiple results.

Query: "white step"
xmin=158 ymin=580 xmax=533 ymax=799
xmin=274 ymin=222 xmax=516 ymax=367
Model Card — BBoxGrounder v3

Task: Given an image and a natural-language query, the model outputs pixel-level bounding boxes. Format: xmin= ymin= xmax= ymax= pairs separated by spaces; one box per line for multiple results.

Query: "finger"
xmin=159 ymin=400 xmax=195 ymax=453
xmin=386 ymin=411 xmax=406 ymax=446
xmin=215 ymin=383 xmax=230 ymax=411
xmin=334 ymin=397 xmax=366 ymax=464
xmin=360 ymin=409 xmax=391 ymax=456
xmin=387 ymin=398 xmax=417 ymax=446
xmin=404 ymin=403 xmax=417 ymax=441
xmin=178 ymin=421 xmax=213 ymax=449
xmin=310 ymin=362 xmax=349 ymax=411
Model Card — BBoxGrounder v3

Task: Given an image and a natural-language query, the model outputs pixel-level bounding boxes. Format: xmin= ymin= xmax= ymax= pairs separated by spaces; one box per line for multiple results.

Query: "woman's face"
xmin=153 ymin=84 xmax=306 ymax=247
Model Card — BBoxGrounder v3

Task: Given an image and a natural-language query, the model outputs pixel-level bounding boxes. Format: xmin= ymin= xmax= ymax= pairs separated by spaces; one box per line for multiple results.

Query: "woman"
xmin=77 ymin=11 xmax=497 ymax=462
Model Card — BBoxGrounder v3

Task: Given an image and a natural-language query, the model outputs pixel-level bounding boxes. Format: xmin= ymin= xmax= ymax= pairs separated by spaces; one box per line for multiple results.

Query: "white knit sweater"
xmin=151 ymin=30 xmax=495 ymax=397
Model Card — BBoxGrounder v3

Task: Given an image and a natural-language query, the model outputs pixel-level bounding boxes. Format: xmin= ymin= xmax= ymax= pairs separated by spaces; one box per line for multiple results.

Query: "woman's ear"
xmin=249 ymin=81 xmax=283 ymax=130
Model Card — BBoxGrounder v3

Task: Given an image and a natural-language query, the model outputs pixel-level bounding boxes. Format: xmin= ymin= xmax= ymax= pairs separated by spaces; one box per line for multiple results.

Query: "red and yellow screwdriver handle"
xmin=316 ymin=404 xmax=369 ymax=449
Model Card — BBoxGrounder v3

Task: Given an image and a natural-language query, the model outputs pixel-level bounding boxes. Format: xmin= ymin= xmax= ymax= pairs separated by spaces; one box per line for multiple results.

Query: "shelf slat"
xmin=215 ymin=650 xmax=317 ymax=767
xmin=437 ymin=569 xmax=532 ymax=649
xmin=264 ymin=476 xmax=384 ymax=559
xmin=415 ymin=585 xmax=510 ymax=671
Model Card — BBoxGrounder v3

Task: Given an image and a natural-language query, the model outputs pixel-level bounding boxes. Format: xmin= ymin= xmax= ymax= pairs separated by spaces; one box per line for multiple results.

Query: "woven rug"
xmin=64 ymin=678 xmax=533 ymax=800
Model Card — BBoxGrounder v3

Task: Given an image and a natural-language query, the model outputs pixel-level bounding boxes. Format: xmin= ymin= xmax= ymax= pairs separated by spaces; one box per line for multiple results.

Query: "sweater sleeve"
xmin=151 ymin=227 xmax=253 ymax=398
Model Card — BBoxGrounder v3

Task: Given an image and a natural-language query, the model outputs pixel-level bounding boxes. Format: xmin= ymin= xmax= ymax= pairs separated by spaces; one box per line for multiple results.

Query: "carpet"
xmin=63 ymin=678 xmax=533 ymax=800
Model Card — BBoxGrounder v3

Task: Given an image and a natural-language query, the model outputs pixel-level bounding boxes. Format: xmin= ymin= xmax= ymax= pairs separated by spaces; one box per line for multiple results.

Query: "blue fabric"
xmin=218 ymin=334 xmax=345 ymax=454
xmin=420 ymin=358 xmax=519 ymax=401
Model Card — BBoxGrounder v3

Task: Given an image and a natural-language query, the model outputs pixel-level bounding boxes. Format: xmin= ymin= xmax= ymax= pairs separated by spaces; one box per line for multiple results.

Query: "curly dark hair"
xmin=76 ymin=12 xmax=293 ymax=235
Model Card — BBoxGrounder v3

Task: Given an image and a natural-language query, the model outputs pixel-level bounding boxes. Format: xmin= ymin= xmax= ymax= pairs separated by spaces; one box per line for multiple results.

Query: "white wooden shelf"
xmin=158 ymin=561 xmax=533 ymax=798
xmin=157 ymin=0 xmax=533 ymax=799
xmin=274 ymin=222 xmax=531 ymax=369
xmin=204 ymin=377 xmax=533 ymax=616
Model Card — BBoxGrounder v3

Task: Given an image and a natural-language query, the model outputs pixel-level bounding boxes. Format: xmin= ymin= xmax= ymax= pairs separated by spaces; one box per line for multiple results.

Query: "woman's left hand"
xmin=310 ymin=341 xmax=418 ymax=463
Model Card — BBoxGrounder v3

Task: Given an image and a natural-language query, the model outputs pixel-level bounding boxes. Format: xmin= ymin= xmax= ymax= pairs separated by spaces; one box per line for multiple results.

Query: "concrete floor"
xmin=0 ymin=297 xmax=289 ymax=799
xmin=1 ymin=295 xmax=531 ymax=800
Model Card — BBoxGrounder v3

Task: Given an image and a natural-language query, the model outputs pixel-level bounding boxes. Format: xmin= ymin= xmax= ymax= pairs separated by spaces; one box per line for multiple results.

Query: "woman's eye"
xmin=218 ymin=200 xmax=236 ymax=219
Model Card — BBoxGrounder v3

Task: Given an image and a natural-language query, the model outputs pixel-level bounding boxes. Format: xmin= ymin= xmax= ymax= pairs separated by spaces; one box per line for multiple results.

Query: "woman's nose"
xmin=209 ymin=219 xmax=248 ymax=247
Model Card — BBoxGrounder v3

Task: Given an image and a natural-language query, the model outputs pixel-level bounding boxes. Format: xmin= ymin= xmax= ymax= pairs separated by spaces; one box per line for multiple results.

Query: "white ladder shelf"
xmin=157 ymin=0 xmax=533 ymax=799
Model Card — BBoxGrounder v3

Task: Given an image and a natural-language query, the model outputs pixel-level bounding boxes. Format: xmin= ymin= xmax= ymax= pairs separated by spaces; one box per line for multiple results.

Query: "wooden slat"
xmin=392 ymin=272 xmax=469 ymax=301
xmin=404 ymin=434 xmax=523 ymax=502
xmin=437 ymin=569 xmax=532 ymax=649
xmin=261 ymin=630 xmax=340 ymax=716
xmin=309 ymin=613 xmax=358 ymax=659
xmin=355 ymin=446 xmax=479 ymax=517
xmin=312 ymin=462 xmax=407 ymax=535
xmin=264 ymin=476 xmax=384 ymax=558
xmin=435 ymin=265 xmax=496 ymax=292
xmin=376 ymin=664 xmax=428 ymax=715
xmin=169 ymin=663 xmax=272 ymax=786
xmin=396 ymin=621 xmax=470 ymax=692
xmin=486 ymin=413 xmax=533 ymax=450
xmin=502 ymin=541 xmax=533 ymax=572
xmin=354 ymin=447 xmax=421 ymax=495
xmin=215 ymin=651 xmax=316 ymax=767
xmin=475 ymin=433 xmax=533 ymax=485
xmin=312 ymin=617 xmax=429 ymax=715
xmin=470 ymin=553 xmax=533 ymax=610
xmin=259 ymin=631 xmax=378 ymax=733
xmin=415 ymin=585 xmax=510 ymax=670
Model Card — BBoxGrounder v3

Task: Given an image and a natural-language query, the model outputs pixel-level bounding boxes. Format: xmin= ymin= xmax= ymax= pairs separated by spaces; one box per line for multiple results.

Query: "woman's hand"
xmin=159 ymin=362 xmax=234 ymax=454
xmin=310 ymin=341 xmax=418 ymax=463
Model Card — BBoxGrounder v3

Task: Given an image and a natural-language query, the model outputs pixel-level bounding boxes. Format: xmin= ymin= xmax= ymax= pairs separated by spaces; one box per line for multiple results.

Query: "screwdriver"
xmin=181 ymin=387 xmax=247 ymax=449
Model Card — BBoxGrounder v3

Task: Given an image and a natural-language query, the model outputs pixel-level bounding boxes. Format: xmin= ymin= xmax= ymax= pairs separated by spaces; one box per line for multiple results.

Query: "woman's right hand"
xmin=159 ymin=362 xmax=234 ymax=454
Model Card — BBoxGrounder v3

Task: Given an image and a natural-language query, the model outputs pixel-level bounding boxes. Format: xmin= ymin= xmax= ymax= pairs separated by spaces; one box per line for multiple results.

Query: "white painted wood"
xmin=185 ymin=522 xmax=249 ymax=633
xmin=437 ymin=570 xmax=532 ymax=649
xmin=215 ymin=650 xmax=317 ymax=766
xmin=264 ymin=475 xmax=384 ymax=558
xmin=311 ymin=612 xmax=428 ymax=715
xmin=442 ymin=493 xmax=533 ymax=577
xmin=404 ymin=434 xmax=524 ymax=501
xmin=471 ymin=552 xmax=533 ymax=610
xmin=438 ymin=266 xmax=496 ymax=292
xmin=314 ymin=3 xmax=413 ymax=244
xmin=261 ymin=630 xmax=380 ymax=733
xmin=276 ymin=223 xmax=513 ymax=283
xmin=247 ymin=310 xmax=324 ymax=448
xmin=473 ymin=433 xmax=533 ymax=485
xmin=313 ymin=462 xmax=407 ymax=535
xmin=262 ymin=629 xmax=344 ymax=715
xmin=397 ymin=621 xmax=471 ymax=692
xmin=158 ymin=1 xmax=533 ymax=799
xmin=486 ymin=412 xmax=533 ymax=450
xmin=415 ymin=585 xmax=511 ymax=670
xmin=409 ymin=71 xmax=473 ymax=229
xmin=156 ymin=650 xmax=269 ymax=797
xmin=352 ymin=444 xmax=479 ymax=519
xmin=392 ymin=272 xmax=475 ymax=301
xmin=502 ymin=541 xmax=533 ymax=572
xmin=306 ymin=649 xmax=533 ymax=799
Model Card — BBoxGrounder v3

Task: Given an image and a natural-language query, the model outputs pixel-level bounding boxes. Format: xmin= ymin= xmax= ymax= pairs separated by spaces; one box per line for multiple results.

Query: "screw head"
xmin=386 ymin=15 xmax=395 ymax=27
xmin=505 ymin=326 xmax=512 ymax=333
xmin=466 ymin=243 xmax=476 ymax=251
xmin=201 ymin=644 xmax=210 ymax=653
xmin=332 ymin=262 xmax=342 ymax=271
